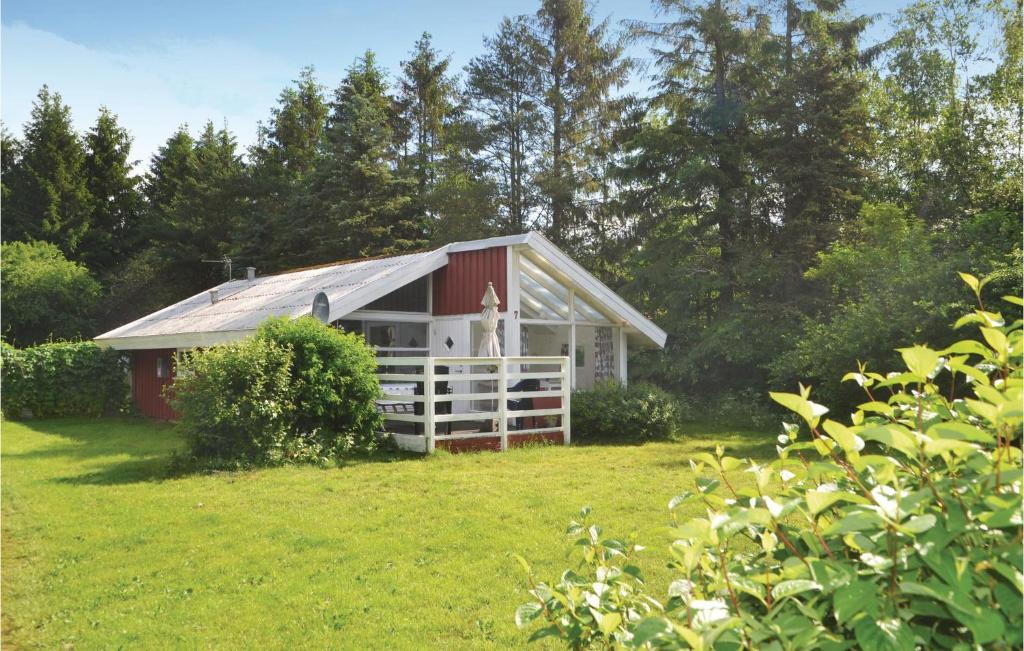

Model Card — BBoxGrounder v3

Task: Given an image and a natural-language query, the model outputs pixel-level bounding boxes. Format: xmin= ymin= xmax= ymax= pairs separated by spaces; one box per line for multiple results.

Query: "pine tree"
xmin=305 ymin=51 xmax=422 ymax=261
xmin=532 ymin=0 xmax=629 ymax=250
xmin=3 ymin=86 xmax=93 ymax=256
xmin=466 ymin=16 xmax=545 ymax=234
xmin=81 ymin=107 xmax=142 ymax=274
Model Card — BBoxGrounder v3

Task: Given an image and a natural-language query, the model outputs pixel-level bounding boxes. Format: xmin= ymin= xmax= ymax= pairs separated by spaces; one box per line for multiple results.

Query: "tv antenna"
xmin=202 ymin=255 xmax=233 ymax=280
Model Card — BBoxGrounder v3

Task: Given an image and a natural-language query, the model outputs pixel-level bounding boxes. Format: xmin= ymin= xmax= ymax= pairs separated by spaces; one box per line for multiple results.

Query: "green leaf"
xmin=859 ymin=425 xmax=918 ymax=457
xmin=854 ymin=617 xmax=916 ymax=651
xmin=1003 ymin=295 xmax=1024 ymax=306
xmin=598 ymin=611 xmax=622 ymax=635
xmin=925 ymin=421 xmax=995 ymax=444
xmin=980 ymin=327 xmax=1008 ymax=357
xmin=922 ymin=438 xmax=976 ymax=457
xmin=806 ymin=489 xmax=865 ymax=516
xmin=770 ymin=391 xmax=828 ymax=427
xmin=958 ymin=272 xmax=980 ymax=293
xmin=824 ymin=509 xmax=885 ymax=535
xmin=898 ymin=514 xmax=936 ymax=534
xmin=526 ymin=625 xmax=560 ymax=642
xmin=822 ymin=419 xmax=864 ymax=454
xmin=631 ymin=617 xmax=674 ymax=646
xmin=771 ymin=579 xmax=821 ymax=600
xmin=834 ymin=580 xmax=877 ymax=625
xmin=898 ymin=345 xmax=941 ymax=378
xmin=514 ymin=602 xmax=543 ymax=628
xmin=940 ymin=339 xmax=990 ymax=357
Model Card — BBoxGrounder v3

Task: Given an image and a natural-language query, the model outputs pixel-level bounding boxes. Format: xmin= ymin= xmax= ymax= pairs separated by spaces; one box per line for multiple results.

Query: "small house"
xmin=96 ymin=232 xmax=667 ymax=452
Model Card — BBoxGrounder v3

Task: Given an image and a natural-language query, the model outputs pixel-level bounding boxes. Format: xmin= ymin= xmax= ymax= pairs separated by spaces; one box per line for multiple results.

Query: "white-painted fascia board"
xmin=95 ymin=330 xmax=255 ymax=350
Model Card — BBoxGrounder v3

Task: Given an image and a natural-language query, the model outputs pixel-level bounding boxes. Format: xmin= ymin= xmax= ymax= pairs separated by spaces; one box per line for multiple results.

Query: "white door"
xmin=431 ymin=318 xmax=470 ymax=413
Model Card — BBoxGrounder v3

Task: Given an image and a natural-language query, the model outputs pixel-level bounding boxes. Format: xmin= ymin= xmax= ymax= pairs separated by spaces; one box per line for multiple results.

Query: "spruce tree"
xmin=243 ymin=66 xmax=329 ymax=270
xmin=760 ymin=1 xmax=872 ymax=272
xmin=4 ymin=86 xmax=93 ymax=256
xmin=81 ymin=107 xmax=142 ymax=274
xmin=306 ymin=51 xmax=422 ymax=262
xmin=466 ymin=16 xmax=545 ymax=234
xmin=532 ymin=0 xmax=629 ymax=250
xmin=397 ymin=33 xmax=459 ymax=213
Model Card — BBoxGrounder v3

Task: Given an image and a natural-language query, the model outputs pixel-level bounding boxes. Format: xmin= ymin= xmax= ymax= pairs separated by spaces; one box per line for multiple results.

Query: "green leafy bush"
xmin=571 ymin=381 xmax=681 ymax=443
xmin=1 ymin=340 xmax=129 ymax=418
xmin=1 ymin=240 xmax=102 ymax=346
xmin=517 ymin=275 xmax=1022 ymax=649
xmin=255 ymin=316 xmax=382 ymax=445
xmin=170 ymin=317 xmax=383 ymax=466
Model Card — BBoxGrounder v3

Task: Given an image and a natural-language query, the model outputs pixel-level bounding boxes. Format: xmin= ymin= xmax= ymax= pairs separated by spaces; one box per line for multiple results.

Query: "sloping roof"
xmin=95 ymin=233 xmax=667 ymax=350
xmin=95 ymin=249 xmax=449 ymax=349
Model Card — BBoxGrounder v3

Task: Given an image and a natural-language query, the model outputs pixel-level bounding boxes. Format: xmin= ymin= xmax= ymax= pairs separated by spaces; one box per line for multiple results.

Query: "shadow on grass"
xmin=570 ymin=420 xmax=777 ymax=461
xmin=6 ymin=417 xmax=429 ymax=486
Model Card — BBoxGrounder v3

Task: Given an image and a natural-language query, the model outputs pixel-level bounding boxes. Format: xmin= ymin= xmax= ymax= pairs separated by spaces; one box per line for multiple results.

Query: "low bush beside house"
xmin=1 ymin=340 xmax=130 ymax=418
xmin=516 ymin=275 xmax=1023 ymax=649
xmin=169 ymin=317 xmax=383 ymax=467
xmin=571 ymin=381 xmax=681 ymax=443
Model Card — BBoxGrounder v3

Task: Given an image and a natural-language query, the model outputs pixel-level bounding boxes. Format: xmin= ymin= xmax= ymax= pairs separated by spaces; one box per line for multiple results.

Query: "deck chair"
xmin=507 ymin=378 xmax=540 ymax=430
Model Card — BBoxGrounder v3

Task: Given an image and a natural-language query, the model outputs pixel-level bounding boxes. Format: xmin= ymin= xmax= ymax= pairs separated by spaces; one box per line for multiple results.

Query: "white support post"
xmin=424 ymin=361 xmax=436 ymax=453
xmin=618 ymin=328 xmax=628 ymax=387
xmin=568 ymin=288 xmax=576 ymax=389
xmin=498 ymin=362 xmax=508 ymax=451
xmin=562 ymin=356 xmax=571 ymax=446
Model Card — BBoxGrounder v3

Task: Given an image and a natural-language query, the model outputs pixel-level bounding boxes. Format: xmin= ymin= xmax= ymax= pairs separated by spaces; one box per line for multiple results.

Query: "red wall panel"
xmin=131 ymin=349 xmax=178 ymax=420
xmin=432 ymin=247 xmax=507 ymax=315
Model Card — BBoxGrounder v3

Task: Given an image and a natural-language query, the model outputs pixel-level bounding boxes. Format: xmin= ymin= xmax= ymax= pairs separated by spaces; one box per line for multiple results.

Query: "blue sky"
xmin=1 ymin=0 xmax=925 ymax=166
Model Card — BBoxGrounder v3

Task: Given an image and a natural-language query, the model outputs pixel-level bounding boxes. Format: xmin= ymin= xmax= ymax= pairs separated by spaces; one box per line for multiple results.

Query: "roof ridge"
xmin=267 ymin=247 xmax=438 ymax=277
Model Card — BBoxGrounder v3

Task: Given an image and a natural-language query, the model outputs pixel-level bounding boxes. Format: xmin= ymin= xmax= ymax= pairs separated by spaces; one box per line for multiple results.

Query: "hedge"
xmin=1 ymin=341 xmax=130 ymax=418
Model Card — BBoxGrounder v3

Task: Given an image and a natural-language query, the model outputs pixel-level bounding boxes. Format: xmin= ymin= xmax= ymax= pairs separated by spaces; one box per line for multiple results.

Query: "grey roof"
xmin=95 ymin=249 xmax=446 ymax=343
xmin=95 ymin=232 xmax=667 ymax=350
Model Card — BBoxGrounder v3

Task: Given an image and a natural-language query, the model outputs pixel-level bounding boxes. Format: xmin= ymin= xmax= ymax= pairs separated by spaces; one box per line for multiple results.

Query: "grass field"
xmin=1 ymin=418 xmax=773 ymax=650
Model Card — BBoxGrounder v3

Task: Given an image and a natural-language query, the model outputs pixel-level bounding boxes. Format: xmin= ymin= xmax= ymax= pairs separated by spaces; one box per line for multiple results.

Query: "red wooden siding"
xmin=432 ymin=246 xmax=507 ymax=315
xmin=131 ymin=349 xmax=178 ymax=420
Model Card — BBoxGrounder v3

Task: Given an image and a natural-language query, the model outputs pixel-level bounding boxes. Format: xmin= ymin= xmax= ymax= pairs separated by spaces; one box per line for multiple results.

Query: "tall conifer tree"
xmin=81 ymin=107 xmax=141 ymax=273
xmin=305 ymin=51 xmax=422 ymax=262
xmin=4 ymin=86 xmax=92 ymax=256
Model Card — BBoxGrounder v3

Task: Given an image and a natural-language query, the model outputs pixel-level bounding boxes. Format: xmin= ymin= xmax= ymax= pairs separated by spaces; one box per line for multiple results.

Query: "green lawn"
xmin=1 ymin=418 xmax=773 ymax=650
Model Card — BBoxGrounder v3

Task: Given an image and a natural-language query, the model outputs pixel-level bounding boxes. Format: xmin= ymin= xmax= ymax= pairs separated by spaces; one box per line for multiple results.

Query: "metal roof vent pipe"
xmin=209 ymin=289 xmax=220 ymax=304
xmin=246 ymin=266 xmax=256 ymax=281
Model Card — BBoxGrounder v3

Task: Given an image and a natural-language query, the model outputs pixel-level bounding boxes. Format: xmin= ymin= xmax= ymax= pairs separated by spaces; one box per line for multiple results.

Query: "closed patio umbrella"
xmin=477 ymin=282 xmax=502 ymax=433
xmin=478 ymin=282 xmax=502 ymax=357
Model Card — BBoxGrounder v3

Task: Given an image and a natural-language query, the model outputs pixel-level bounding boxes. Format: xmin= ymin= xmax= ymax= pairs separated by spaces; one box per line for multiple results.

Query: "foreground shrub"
xmin=516 ymin=275 xmax=1022 ymax=649
xmin=572 ymin=381 xmax=680 ymax=443
xmin=170 ymin=317 xmax=383 ymax=466
xmin=170 ymin=337 xmax=295 ymax=464
xmin=1 ymin=341 xmax=129 ymax=418
xmin=256 ymin=316 xmax=382 ymax=450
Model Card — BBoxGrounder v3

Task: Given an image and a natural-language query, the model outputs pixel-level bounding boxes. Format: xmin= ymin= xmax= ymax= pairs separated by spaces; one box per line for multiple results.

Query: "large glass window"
xmin=519 ymin=255 xmax=570 ymax=320
xmin=574 ymin=294 xmax=611 ymax=324
xmin=337 ymin=320 xmax=428 ymax=356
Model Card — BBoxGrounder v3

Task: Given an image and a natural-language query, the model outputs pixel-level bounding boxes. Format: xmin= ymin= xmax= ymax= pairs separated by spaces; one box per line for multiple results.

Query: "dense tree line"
xmin=2 ymin=0 xmax=1020 ymax=412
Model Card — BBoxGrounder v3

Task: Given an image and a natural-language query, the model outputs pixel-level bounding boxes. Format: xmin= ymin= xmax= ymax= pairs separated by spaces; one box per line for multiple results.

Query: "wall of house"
xmin=131 ymin=349 xmax=178 ymax=420
xmin=432 ymin=246 xmax=507 ymax=316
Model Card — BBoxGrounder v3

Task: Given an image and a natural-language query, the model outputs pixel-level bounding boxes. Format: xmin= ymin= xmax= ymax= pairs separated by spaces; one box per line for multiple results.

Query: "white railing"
xmin=374 ymin=356 xmax=571 ymax=453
